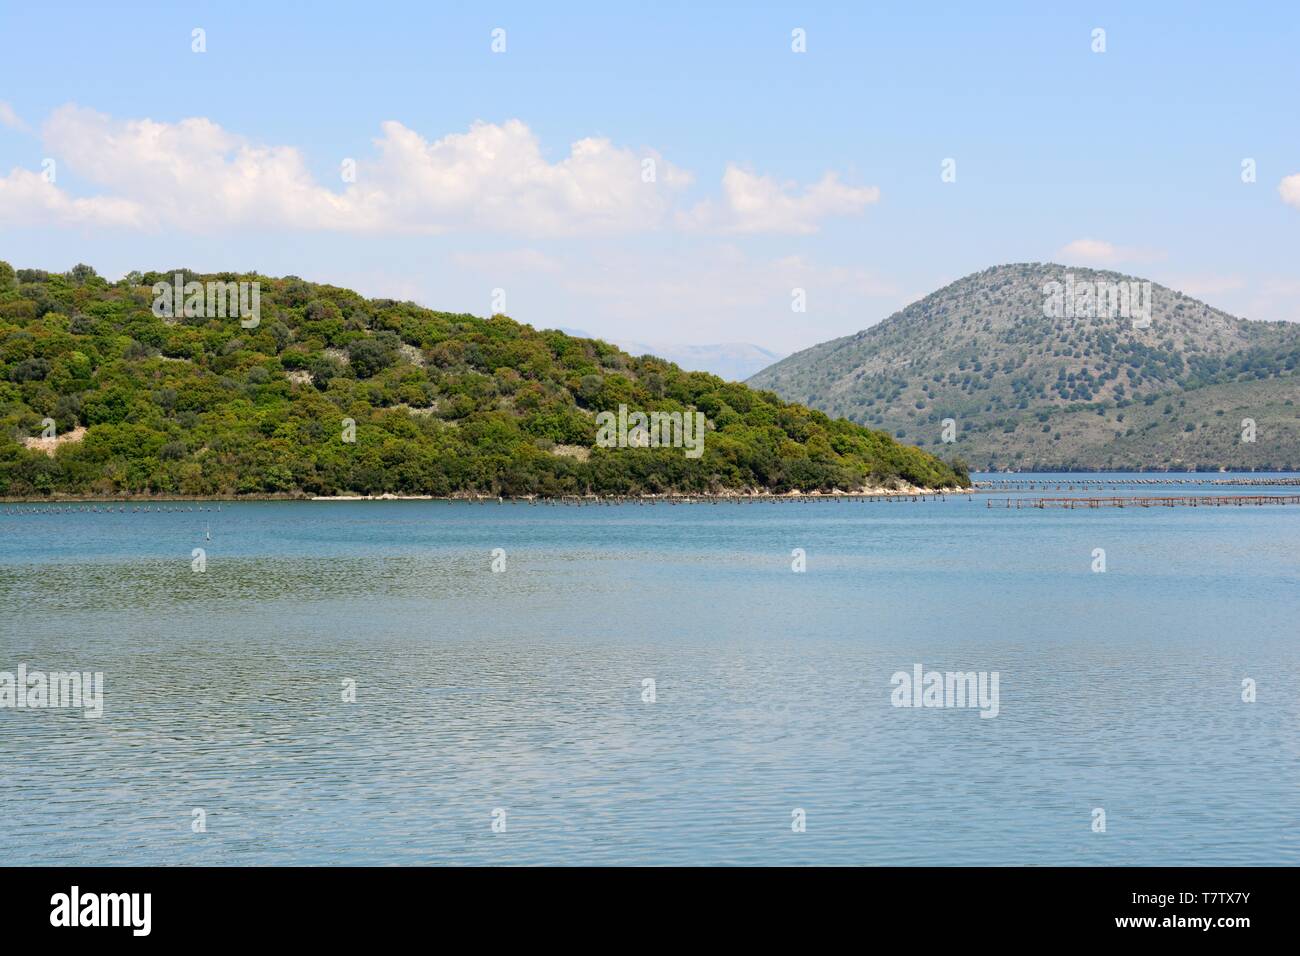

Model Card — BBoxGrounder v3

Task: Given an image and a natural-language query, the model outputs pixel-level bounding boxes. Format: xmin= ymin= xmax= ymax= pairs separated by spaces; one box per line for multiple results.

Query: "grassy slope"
xmin=0 ymin=263 xmax=967 ymax=497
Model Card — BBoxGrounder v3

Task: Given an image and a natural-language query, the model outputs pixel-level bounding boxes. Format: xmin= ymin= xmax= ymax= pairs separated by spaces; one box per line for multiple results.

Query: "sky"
xmin=1 ymin=0 xmax=1298 ymax=363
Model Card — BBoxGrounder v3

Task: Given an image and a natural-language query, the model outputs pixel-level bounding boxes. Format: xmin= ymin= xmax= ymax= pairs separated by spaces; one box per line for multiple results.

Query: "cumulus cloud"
xmin=0 ymin=105 xmax=877 ymax=239
xmin=0 ymin=167 xmax=148 ymax=228
xmin=0 ymin=106 xmax=697 ymax=235
xmin=37 ymin=105 xmax=354 ymax=231
xmin=1280 ymin=174 xmax=1300 ymax=209
xmin=0 ymin=105 xmax=855 ymax=241
xmin=356 ymin=118 xmax=692 ymax=235
xmin=679 ymin=165 xmax=880 ymax=234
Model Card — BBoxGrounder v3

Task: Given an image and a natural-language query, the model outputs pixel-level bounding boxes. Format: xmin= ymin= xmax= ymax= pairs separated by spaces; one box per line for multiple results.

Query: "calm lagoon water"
xmin=2 ymin=473 xmax=1298 ymax=865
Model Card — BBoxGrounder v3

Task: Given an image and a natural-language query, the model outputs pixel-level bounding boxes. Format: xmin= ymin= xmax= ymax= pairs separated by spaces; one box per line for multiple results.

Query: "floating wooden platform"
xmin=987 ymin=494 xmax=1300 ymax=509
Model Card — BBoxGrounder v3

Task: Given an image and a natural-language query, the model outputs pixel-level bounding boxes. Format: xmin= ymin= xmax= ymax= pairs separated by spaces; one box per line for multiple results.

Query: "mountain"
xmin=615 ymin=341 xmax=784 ymax=382
xmin=0 ymin=262 xmax=966 ymax=498
xmin=555 ymin=328 xmax=783 ymax=381
xmin=748 ymin=263 xmax=1300 ymax=471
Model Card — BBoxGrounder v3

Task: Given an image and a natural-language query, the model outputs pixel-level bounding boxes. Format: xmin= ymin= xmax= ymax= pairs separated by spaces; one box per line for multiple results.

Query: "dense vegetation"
xmin=750 ymin=263 xmax=1300 ymax=470
xmin=0 ymin=262 xmax=966 ymax=498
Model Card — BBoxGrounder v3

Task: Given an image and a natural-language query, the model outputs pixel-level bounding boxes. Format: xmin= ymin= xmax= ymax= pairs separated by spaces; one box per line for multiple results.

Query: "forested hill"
xmin=749 ymin=263 xmax=1300 ymax=471
xmin=0 ymin=262 xmax=966 ymax=498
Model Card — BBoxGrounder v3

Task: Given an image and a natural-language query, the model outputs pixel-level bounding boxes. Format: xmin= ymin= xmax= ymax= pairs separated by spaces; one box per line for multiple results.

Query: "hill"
xmin=0 ymin=262 xmax=966 ymax=498
xmin=748 ymin=263 xmax=1300 ymax=471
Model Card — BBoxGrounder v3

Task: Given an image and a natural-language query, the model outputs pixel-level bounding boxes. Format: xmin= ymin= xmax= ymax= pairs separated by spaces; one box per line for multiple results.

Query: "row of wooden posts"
xmin=987 ymin=495 xmax=1300 ymax=509
xmin=976 ymin=477 xmax=1300 ymax=489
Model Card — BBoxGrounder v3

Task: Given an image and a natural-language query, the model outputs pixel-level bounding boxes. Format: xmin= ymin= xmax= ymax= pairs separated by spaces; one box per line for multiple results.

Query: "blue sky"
xmin=1 ymin=0 xmax=1297 ymax=360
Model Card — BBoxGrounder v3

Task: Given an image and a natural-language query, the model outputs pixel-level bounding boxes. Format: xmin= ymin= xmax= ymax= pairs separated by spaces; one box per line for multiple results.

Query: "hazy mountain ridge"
xmin=556 ymin=328 xmax=782 ymax=381
xmin=749 ymin=263 xmax=1300 ymax=470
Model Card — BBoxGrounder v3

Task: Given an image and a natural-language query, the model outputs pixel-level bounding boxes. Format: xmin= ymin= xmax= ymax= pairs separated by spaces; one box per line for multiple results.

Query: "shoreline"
xmin=1 ymin=485 xmax=969 ymax=505
xmin=7 ymin=473 xmax=1298 ymax=505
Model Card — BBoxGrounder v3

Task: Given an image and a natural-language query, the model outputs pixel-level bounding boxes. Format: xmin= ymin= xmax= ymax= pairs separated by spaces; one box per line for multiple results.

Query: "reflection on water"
xmin=2 ymin=475 xmax=1298 ymax=864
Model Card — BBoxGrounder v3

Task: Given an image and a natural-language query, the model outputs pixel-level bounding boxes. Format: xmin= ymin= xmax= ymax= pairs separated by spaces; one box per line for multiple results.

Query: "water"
xmin=2 ymin=473 xmax=1298 ymax=865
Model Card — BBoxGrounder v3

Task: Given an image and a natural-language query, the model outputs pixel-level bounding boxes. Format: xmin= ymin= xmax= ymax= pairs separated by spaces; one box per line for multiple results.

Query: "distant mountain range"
xmin=558 ymin=329 xmax=783 ymax=382
xmin=748 ymin=263 xmax=1300 ymax=471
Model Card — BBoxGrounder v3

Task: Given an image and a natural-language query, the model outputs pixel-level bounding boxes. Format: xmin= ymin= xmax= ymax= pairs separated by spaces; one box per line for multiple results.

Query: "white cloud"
xmin=1058 ymin=238 xmax=1164 ymax=266
xmin=1059 ymin=238 xmax=1122 ymax=263
xmin=0 ymin=101 xmax=28 ymax=132
xmin=1280 ymin=174 xmax=1300 ymax=209
xmin=358 ymin=119 xmax=692 ymax=236
xmin=0 ymin=106 xmax=697 ymax=236
xmin=37 ymin=105 xmax=353 ymax=231
xmin=680 ymin=165 xmax=880 ymax=234
xmin=1 ymin=106 xmax=874 ymax=239
xmin=0 ymin=167 xmax=148 ymax=228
